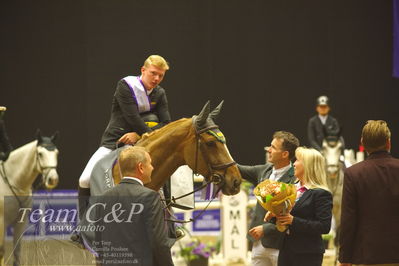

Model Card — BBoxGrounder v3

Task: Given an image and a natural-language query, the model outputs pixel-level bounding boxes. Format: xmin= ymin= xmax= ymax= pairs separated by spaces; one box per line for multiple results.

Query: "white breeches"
xmin=79 ymin=146 xmax=112 ymax=188
xmin=251 ymin=240 xmax=279 ymax=266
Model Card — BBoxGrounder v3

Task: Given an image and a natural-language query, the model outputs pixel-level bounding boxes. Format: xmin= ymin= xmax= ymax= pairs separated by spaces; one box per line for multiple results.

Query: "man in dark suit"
xmin=0 ymin=106 xmax=13 ymax=162
xmin=92 ymin=146 xmax=174 ymax=266
xmin=339 ymin=120 xmax=399 ymax=266
xmin=238 ymin=131 xmax=299 ymax=266
xmin=307 ymin=95 xmax=344 ymax=151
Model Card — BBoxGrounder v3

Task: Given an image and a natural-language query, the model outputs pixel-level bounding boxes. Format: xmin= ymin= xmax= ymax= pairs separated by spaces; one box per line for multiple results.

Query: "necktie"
xmin=296 ymin=186 xmax=307 ymax=202
xmin=298 ymin=186 xmax=307 ymax=193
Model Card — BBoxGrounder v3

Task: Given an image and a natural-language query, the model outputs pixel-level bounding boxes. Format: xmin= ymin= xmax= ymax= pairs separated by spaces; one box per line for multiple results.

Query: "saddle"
xmin=89 ymin=147 xmax=125 ymax=196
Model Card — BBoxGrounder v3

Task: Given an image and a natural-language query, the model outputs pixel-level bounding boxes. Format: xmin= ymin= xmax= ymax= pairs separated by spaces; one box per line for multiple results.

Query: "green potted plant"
xmin=178 ymin=237 xmax=217 ymax=266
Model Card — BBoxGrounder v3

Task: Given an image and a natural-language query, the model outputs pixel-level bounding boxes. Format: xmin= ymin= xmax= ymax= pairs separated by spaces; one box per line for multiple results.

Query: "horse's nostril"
xmin=46 ymin=177 xmax=59 ymax=188
xmin=233 ymin=178 xmax=240 ymax=188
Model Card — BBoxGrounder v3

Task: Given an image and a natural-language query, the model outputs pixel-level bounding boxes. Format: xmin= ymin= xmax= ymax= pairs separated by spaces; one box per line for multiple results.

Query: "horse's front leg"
xmin=13 ymin=196 xmax=32 ymax=266
xmin=11 ymin=221 xmax=26 ymax=266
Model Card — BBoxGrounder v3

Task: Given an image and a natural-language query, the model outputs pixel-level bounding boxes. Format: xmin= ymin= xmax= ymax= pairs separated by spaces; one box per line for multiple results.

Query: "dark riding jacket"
xmin=100 ymin=79 xmax=171 ymax=149
xmin=307 ymin=115 xmax=344 ymax=151
xmin=0 ymin=116 xmax=12 ymax=161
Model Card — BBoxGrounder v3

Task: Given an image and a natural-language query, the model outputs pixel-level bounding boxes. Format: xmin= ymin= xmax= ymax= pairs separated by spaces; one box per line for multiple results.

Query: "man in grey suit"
xmin=339 ymin=120 xmax=399 ymax=266
xmin=238 ymin=131 xmax=299 ymax=266
xmin=92 ymin=146 xmax=174 ymax=266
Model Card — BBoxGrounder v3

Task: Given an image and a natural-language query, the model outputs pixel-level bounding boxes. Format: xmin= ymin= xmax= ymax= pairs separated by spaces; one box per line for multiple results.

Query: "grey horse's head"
xmin=36 ymin=130 xmax=59 ymax=189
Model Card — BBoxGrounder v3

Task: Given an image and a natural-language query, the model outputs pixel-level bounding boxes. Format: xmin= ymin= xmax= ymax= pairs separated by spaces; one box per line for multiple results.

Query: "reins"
xmin=322 ymin=141 xmax=343 ymax=195
xmin=0 ymin=146 xmax=57 ymax=207
xmin=326 ymin=163 xmax=343 ymax=195
xmin=161 ymin=116 xmax=236 ymax=223
xmin=192 ymin=116 xmax=236 ymax=184
xmin=0 ymin=161 xmax=23 ymax=207
xmin=164 ymin=186 xmax=222 ymax=224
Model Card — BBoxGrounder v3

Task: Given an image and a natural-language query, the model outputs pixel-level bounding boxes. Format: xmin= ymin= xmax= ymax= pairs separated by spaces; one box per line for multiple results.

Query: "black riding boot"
xmin=70 ymin=186 xmax=90 ymax=246
xmin=78 ymin=186 xmax=91 ymax=221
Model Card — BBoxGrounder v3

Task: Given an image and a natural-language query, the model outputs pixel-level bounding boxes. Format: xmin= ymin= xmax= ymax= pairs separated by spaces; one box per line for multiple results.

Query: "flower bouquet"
xmin=253 ymin=179 xmax=297 ymax=232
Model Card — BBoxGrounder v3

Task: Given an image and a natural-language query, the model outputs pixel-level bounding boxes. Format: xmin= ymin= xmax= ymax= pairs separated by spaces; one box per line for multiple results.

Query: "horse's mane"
xmin=137 ymin=117 xmax=191 ymax=145
xmin=8 ymin=140 xmax=37 ymax=161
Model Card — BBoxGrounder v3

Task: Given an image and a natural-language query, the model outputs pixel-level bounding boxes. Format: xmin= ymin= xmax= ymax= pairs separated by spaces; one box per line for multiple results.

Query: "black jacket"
xmin=100 ymin=79 xmax=171 ymax=149
xmin=280 ymin=188 xmax=332 ymax=256
xmin=0 ymin=117 xmax=12 ymax=161
xmin=307 ymin=115 xmax=342 ymax=151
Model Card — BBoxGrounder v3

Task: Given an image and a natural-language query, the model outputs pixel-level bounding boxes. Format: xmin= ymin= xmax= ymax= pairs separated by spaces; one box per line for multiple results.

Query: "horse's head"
xmin=322 ymin=136 xmax=342 ymax=179
xmin=188 ymin=101 xmax=242 ymax=195
xmin=36 ymin=130 xmax=59 ymax=189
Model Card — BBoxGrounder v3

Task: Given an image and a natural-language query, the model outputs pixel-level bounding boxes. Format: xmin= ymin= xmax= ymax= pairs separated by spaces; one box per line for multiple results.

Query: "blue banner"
xmin=5 ymin=190 xmax=78 ymax=238
xmin=192 ymin=209 xmax=220 ymax=232
xmin=394 ymin=0 xmax=399 ymax=78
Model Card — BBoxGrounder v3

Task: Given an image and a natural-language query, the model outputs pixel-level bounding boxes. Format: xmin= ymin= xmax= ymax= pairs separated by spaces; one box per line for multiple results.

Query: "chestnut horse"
xmin=80 ymin=101 xmax=242 ymax=255
xmin=110 ymin=101 xmax=242 ymax=196
xmin=89 ymin=101 xmax=242 ymax=197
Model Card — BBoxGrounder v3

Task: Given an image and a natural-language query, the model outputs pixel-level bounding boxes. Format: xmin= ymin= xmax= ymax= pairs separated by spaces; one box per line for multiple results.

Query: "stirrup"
xmin=175 ymin=228 xmax=185 ymax=241
xmin=70 ymin=231 xmax=85 ymax=249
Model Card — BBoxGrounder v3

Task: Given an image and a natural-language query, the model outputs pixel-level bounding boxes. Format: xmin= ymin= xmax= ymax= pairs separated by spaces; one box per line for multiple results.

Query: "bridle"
xmin=192 ymin=116 xmax=236 ymax=185
xmin=33 ymin=147 xmax=58 ymax=189
xmin=0 ymin=144 xmax=58 ymax=207
xmin=322 ymin=140 xmax=343 ymax=195
xmin=163 ymin=116 xmax=236 ymax=223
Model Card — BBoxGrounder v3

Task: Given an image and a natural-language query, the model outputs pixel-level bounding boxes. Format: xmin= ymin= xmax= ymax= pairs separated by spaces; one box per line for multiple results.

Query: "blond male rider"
xmin=77 ymin=55 xmax=171 ymax=208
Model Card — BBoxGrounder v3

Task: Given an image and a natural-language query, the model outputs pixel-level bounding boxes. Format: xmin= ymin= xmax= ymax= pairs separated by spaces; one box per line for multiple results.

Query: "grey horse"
xmin=321 ymin=137 xmax=344 ymax=248
xmin=0 ymin=131 xmax=59 ymax=266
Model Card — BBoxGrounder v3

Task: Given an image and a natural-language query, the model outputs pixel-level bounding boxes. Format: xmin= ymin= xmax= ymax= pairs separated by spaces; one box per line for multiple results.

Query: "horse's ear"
xmin=196 ymin=101 xmax=211 ymax=127
xmin=209 ymin=100 xmax=224 ymax=120
xmin=36 ymin=129 xmax=43 ymax=144
xmin=51 ymin=131 xmax=59 ymax=143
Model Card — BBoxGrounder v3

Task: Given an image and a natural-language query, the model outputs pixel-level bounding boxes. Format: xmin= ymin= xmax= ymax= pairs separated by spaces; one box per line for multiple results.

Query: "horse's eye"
xmin=38 ymin=152 xmax=43 ymax=158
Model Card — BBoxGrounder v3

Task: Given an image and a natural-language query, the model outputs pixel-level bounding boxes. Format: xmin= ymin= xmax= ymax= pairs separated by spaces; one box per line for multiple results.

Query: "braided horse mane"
xmin=112 ymin=117 xmax=194 ymax=190
xmin=137 ymin=118 xmax=191 ymax=145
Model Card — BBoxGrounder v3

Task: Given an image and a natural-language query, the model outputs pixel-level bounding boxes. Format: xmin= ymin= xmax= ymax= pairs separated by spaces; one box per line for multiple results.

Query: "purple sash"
xmin=123 ymin=76 xmax=151 ymax=113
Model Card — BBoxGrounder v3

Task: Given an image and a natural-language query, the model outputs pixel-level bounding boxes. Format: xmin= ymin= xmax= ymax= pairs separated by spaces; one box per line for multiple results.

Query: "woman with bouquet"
xmin=273 ymin=147 xmax=333 ymax=266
